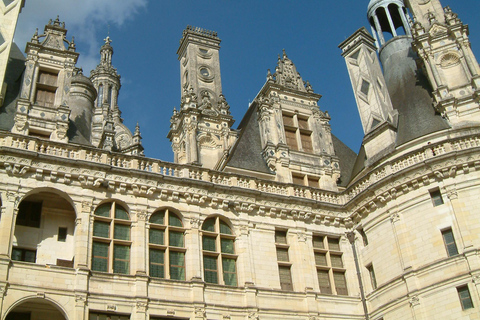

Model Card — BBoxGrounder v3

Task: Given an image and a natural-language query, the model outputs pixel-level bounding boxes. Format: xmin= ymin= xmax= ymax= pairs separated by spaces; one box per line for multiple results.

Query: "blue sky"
xmin=14 ymin=0 xmax=480 ymax=162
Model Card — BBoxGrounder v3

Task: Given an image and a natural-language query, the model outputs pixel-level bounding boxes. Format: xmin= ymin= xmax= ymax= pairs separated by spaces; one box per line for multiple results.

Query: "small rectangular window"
xmin=442 ymin=228 xmax=459 ymax=256
xmin=279 ymin=266 xmax=293 ymax=291
xmin=430 ymin=188 xmax=444 ymax=206
xmin=89 ymin=312 xmax=130 ymax=320
xmin=275 ymin=230 xmax=287 ymax=244
xmin=292 ymin=174 xmax=305 ymax=186
xmin=11 ymin=247 xmax=36 ymax=263
xmin=16 ymin=201 xmax=42 ymax=228
xmin=285 ymin=129 xmax=298 ymax=150
xmin=457 ymin=285 xmax=474 ymax=310
xmin=367 ymin=264 xmax=377 ymax=289
xmin=58 ymin=227 xmax=67 ymax=242
xmin=317 ymin=269 xmax=332 ymax=294
xmin=358 ymin=228 xmax=368 ymax=246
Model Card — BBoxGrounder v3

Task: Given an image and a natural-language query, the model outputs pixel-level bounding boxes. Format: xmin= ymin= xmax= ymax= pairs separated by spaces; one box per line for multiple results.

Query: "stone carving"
xmin=194 ymin=307 xmax=206 ymax=319
xmin=409 ymin=295 xmax=420 ymax=307
xmin=248 ymin=312 xmax=259 ymax=320
xmin=136 ymin=301 xmax=147 ymax=313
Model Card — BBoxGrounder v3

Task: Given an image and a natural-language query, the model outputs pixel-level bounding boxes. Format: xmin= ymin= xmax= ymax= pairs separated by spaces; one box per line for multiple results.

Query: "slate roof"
xmin=0 ymin=43 xmax=25 ymax=131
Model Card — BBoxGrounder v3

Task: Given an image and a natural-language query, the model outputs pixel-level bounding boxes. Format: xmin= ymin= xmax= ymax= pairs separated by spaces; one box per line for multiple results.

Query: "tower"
xmin=12 ymin=16 xmax=80 ymax=143
xmin=406 ymin=0 xmax=480 ymax=124
xmin=339 ymin=27 xmax=398 ymax=162
xmin=168 ymin=26 xmax=236 ymax=169
xmin=0 ymin=0 xmax=23 ymax=107
xmin=90 ymin=37 xmax=143 ymax=154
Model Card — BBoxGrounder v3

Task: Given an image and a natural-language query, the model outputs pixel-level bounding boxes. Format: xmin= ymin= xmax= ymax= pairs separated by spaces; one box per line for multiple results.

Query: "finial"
xmin=267 ymin=69 xmax=273 ymax=80
xmin=31 ymin=28 xmax=39 ymax=43
xmin=69 ymin=36 xmax=76 ymax=51
xmin=104 ymin=36 xmax=112 ymax=45
xmin=282 ymin=49 xmax=287 ymax=59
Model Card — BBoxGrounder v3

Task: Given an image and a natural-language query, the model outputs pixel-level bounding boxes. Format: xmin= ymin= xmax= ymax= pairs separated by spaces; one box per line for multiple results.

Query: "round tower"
xmin=368 ymin=0 xmax=449 ymax=145
xmin=67 ymin=70 xmax=97 ymax=143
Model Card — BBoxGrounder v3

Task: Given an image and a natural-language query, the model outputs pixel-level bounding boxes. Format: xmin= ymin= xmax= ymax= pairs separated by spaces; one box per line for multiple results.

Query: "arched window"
xmin=201 ymin=217 xmax=237 ymax=286
xmin=92 ymin=202 xmax=131 ymax=274
xmin=149 ymin=208 xmax=185 ymax=280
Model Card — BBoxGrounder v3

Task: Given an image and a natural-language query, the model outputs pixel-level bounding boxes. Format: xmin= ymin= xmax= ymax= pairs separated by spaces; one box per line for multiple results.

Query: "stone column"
xmin=132 ymin=209 xmax=148 ymax=275
xmin=0 ymin=191 xmax=19 ymax=258
xmin=185 ymin=217 xmax=202 ymax=281
xmin=373 ymin=13 xmax=386 ymax=45
xmin=74 ymin=200 xmax=93 ymax=268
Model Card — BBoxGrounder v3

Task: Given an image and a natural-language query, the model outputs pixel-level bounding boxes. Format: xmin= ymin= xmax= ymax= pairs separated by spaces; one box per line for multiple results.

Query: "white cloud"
xmin=14 ymin=0 xmax=147 ymax=72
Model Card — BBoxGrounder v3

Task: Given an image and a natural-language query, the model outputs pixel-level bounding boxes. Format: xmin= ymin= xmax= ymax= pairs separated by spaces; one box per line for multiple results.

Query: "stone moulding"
xmin=1 ymin=129 xmax=480 ymax=225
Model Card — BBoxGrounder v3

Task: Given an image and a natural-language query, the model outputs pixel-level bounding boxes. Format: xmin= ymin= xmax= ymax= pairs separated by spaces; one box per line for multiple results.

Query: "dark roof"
xmin=380 ymin=38 xmax=450 ymax=146
xmin=332 ymin=134 xmax=357 ymax=187
xmin=224 ymin=101 xmax=273 ymax=174
xmin=0 ymin=43 xmax=25 ymax=131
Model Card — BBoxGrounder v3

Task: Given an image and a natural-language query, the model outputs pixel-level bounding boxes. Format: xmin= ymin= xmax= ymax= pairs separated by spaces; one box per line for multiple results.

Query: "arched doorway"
xmin=5 ymin=298 xmax=67 ymax=320
xmin=12 ymin=190 xmax=76 ymax=267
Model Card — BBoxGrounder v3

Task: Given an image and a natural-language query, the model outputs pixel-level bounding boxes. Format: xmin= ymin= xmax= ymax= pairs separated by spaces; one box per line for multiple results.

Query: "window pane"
xmin=222 ymin=258 xmax=237 ymax=286
xmin=276 ymin=247 xmax=289 ymax=262
xmin=169 ymin=231 xmax=184 ymax=247
xmin=334 ymin=272 xmax=348 ymax=295
xmin=95 ymin=204 xmax=111 ymax=217
xmin=24 ymin=250 xmax=36 ymax=263
xmin=149 ymin=228 xmax=164 ymax=245
xmin=275 ymin=230 xmax=287 ymax=244
xmin=204 ymin=255 xmax=218 ymax=284
xmin=202 ymin=218 xmax=215 ymax=232
xmin=92 ymin=242 xmax=109 ymax=272
xmin=285 ymin=129 xmax=298 ymax=150
xmin=298 ymin=118 xmax=309 ymax=130
xmin=149 ymin=248 xmax=164 ymax=263
xmin=150 ymin=211 xmax=165 ymax=225
xmin=292 ymin=174 xmax=304 ymax=185
xmin=282 ymin=114 xmax=294 ymax=127
xmin=300 ymin=131 xmax=312 ymax=152
xmin=313 ymin=236 xmax=324 ymax=249
xmin=221 ymin=238 xmax=234 ymax=254
xmin=168 ymin=213 xmax=183 ymax=227
xmin=328 ymin=238 xmax=340 ymax=251
xmin=113 ymin=245 xmax=129 ymax=274
xmin=203 ymin=255 xmax=217 ymax=270
xmin=115 ymin=205 xmax=129 ymax=220
xmin=331 ymin=254 xmax=343 ymax=268
xmin=317 ymin=270 xmax=332 ymax=294
xmin=430 ymin=189 xmax=444 ymax=206
xmin=11 ymin=248 xmax=22 ymax=261
xmin=203 ymin=236 xmax=216 ymax=252
xmin=204 ymin=270 xmax=218 ymax=284
xmin=170 ymin=251 xmax=185 ymax=280
xmin=458 ymin=286 xmax=474 ymax=310
xmin=279 ymin=266 xmax=293 ymax=291
xmin=149 ymin=248 xmax=164 ymax=278
xmin=315 ymin=252 xmax=327 ymax=266
xmin=219 ymin=220 xmax=232 ymax=235
xmin=114 ymin=224 xmax=130 ymax=241
xmin=442 ymin=229 xmax=458 ymax=256
xmin=94 ymin=221 xmax=110 ymax=238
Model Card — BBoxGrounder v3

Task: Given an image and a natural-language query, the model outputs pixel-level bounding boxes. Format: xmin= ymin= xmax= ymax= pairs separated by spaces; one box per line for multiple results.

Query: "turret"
xmin=12 ymin=17 xmax=80 ymax=143
xmin=168 ymin=26 xmax=236 ymax=169
xmin=406 ymin=0 xmax=480 ymax=124
xmin=67 ymin=69 xmax=96 ymax=144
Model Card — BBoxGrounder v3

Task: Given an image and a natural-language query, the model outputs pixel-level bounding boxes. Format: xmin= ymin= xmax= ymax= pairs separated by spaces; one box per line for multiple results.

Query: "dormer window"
xmin=282 ymin=113 xmax=313 ymax=153
xmin=35 ymin=70 xmax=58 ymax=107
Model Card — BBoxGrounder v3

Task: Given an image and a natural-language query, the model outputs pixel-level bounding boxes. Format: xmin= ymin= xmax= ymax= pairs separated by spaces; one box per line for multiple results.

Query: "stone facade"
xmin=0 ymin=0 xmax=479 ymax=320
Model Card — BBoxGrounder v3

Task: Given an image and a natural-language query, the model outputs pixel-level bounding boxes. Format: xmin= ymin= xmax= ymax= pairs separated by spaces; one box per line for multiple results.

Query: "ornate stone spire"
xmin=272 ymin=50 xmax=308 ymax=92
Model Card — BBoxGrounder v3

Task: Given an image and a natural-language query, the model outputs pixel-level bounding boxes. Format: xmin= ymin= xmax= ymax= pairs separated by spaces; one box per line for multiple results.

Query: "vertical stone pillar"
xmin=186 ymin=217 xmax=202 ymax=280
xmin=0 ymin=192 xmax=19 ymax=258
xmin=132 ymin=209 xmax=148 ymax=275
xmin=73 ymin=293 xmax=87 ymax=320
xmin=236 ymin=224 xmax=254 ymax=286
xmin=74 ymin=200 xmax=93 ymax=268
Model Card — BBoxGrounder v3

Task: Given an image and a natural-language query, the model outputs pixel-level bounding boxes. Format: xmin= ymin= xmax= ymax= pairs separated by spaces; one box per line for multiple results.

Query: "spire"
xmin=272 ymin=50 xmax=308 ymax=92
xmin=100 ymin=36 xmax=113 ymax=66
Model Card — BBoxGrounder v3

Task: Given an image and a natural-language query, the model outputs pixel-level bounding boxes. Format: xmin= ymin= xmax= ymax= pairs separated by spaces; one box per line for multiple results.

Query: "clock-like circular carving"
xmin=200 ymin=67 xmax=210 ymax=77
